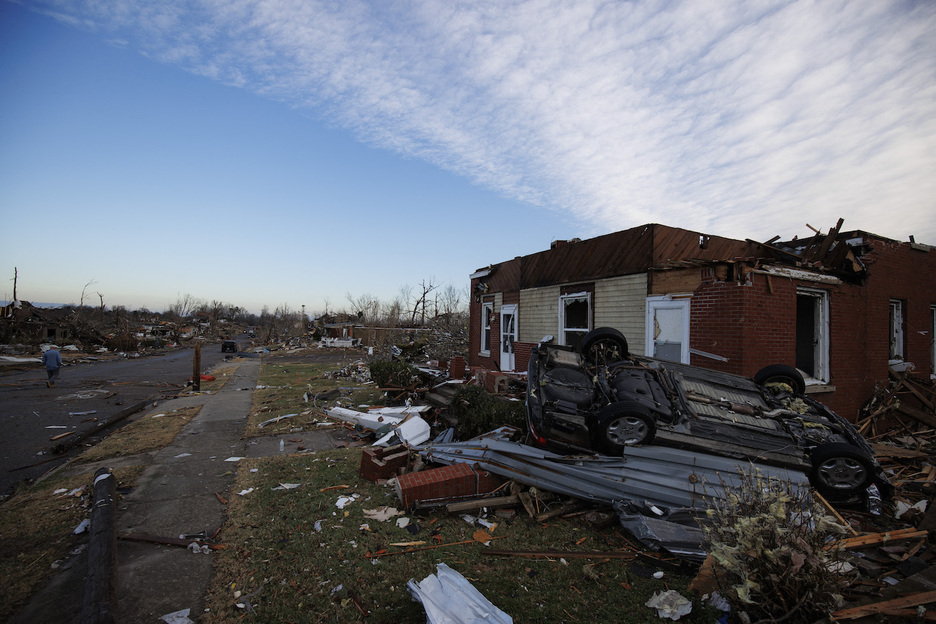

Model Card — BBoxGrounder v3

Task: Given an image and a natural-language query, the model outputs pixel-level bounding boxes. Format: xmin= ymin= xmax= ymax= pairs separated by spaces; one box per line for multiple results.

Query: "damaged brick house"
xmin=468 ymin=221 xmax=936 ymax=421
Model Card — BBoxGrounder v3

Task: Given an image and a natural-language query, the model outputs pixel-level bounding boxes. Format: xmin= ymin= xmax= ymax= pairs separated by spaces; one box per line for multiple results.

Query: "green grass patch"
xmin=74 ymin=406 xmax=202 ymax=464
xmin=203 ymin=450 xmax=717 ymax=623
xmin=246 ymin=362 xmax=384 ymax=438
xmin=0 ymin=466 xmax=143 ymax=622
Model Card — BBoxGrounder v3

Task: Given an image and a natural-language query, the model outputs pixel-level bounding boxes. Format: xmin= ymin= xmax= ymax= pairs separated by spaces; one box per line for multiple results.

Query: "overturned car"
xmin=526 ymin=327 xmax=892 ymax=505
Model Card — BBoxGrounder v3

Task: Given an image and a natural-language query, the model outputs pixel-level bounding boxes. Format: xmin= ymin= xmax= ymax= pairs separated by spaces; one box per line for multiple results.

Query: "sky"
xmin=2 ymin=0 xmax=934 ymax=316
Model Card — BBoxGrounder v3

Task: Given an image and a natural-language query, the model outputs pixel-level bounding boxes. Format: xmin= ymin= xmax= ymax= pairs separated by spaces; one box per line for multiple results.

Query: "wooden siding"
xmin=594 ymin=274 xmax=647 ymax=355
xmin=518 ymin=285 xmax=561 ymax=344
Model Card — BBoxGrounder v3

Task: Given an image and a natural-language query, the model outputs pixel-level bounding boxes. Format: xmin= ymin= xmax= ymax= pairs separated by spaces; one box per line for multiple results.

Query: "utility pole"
xmin=192 ymin=343 xmax=202 ymax=391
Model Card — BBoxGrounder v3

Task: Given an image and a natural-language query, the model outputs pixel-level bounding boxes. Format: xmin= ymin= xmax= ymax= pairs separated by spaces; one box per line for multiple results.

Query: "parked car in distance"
xmin=221 ymin=340 xmax=238 ymax=353
xmin=526 ymin=327 xmax=892 ymax=505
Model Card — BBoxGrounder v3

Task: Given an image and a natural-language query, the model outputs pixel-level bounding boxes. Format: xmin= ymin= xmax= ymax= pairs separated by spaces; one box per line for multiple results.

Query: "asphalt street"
xmin=0 ymin=341 xmax=240 ymax=497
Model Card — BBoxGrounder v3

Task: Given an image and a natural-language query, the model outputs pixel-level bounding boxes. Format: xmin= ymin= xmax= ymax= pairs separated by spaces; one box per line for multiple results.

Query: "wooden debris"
xmin=833 ymin=528 xmax=930 ymax=550
xmin=830 ymin=589 xmax=936 ymax=620
xmin=446 ymin=494 xmax=520 ymax=513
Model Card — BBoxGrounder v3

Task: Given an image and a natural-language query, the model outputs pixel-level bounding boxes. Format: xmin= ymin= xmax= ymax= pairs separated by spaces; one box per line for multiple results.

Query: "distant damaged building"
xmin=468 ymin=220 xmax=936 ymax=420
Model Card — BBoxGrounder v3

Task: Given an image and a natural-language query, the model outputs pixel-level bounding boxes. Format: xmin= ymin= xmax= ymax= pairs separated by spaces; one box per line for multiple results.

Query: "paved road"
xmin=0 ymin=341 xmax=242 ymax=497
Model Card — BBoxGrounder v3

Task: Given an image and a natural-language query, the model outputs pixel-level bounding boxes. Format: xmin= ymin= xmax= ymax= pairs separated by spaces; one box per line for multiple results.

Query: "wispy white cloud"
xmin=30 ymin=0 xmax=936 ymax=241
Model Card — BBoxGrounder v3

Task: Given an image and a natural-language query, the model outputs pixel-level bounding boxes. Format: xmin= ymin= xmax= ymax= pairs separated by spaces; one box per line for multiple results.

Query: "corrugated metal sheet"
xmin=418 ymin=433 xmax=809 ymax=511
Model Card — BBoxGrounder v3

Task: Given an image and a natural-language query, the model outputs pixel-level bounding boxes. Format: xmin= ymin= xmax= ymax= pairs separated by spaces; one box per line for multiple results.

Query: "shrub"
xmin=368 ymin=359 xmax=419 ymax=389
xmin=448 ymin=384 xmax=526 ymax=440
xmin=701 ymin=470 xmax=850 ymax=623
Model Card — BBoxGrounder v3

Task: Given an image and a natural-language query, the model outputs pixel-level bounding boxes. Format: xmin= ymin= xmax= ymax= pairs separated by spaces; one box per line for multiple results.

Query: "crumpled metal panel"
xmin=418 ymin=433 xmax=809 ymax=510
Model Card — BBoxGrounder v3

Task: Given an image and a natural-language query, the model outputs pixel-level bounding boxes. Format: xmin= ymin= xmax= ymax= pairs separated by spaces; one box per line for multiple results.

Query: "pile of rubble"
xmin=314 ymin=393 xmax=935 ymax=621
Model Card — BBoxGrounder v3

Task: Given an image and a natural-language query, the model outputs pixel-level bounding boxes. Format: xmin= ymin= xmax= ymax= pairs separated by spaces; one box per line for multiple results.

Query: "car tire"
xmin=809 ymin=443 xmax=873 ymax=496
xmin=580 ymin=327 xmax=629 ymax=365
xmin=753 ymin=364 xmax=806 ymax=395
xmin=597 ymin=402 xmax=655 ymax=455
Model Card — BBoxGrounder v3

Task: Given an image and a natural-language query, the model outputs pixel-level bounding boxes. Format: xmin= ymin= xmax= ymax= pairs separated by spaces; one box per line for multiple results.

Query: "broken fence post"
xmin=80 ymin=467 xmax=117 ymax=624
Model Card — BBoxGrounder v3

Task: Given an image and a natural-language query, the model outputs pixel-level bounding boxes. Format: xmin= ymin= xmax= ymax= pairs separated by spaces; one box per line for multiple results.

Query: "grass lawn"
xmin=202 ymin=359 xmax=720 ymax=623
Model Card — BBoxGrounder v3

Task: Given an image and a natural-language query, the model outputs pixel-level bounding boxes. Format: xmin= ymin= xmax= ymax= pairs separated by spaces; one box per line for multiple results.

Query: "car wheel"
xmin=753 ymin=364 xmax=806 ymax=395
xmin=581 ymin=327 xmax=629 ymax=367
xmin=809 ymin=443 xmax=873 ymax=496
xmin=599 ymin=404 xmax=655 ymax=454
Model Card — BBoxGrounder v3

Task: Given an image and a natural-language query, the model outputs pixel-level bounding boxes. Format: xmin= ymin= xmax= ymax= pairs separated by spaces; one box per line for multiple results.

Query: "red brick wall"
xmin=394 ymin=463 xmax=504 ymax=508
xmin=689 ymin=238 xmax=936 ymax=421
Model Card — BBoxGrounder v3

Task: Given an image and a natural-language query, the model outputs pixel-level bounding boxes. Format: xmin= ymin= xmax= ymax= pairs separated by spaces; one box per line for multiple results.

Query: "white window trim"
xmin=480 ymin=302 xmax=493 ymax=356
xmin=798 ymin=288 xmax=830 ymax=384
xmin=889 ymin=299 xmax=904 ymax=361
xmin=558 ymin=292 xmax=591 ymax=347
xmin=645 ymin=295 xmax=691 ymax=364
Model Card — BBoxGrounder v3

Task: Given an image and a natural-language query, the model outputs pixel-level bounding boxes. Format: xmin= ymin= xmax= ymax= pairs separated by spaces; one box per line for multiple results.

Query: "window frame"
xmin=558 ymin=292 xmax=591 ymax=348
xmin=480 ymin=301 xmax=494 ymax=356
xmin=889 ymin=299 xmax=905 ymax=361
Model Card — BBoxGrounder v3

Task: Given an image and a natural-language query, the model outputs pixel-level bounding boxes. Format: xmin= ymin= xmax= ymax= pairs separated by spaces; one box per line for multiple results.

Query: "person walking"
xmin=42 ymin=345 xmax=62 ymax=387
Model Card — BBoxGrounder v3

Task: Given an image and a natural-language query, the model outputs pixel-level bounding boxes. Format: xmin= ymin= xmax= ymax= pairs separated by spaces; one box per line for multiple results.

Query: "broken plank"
xmin=833 ymin=528 xmax=930 ymax=550
xmin=446 ymin=495 xmax=520 ymax=514
xmin=871 ymin=443 xmax=931 ymax=460
xmin=895 ymin=403 xmax=936 ymax=429
xmin=518 ymin=491 xmax=536 ymax=518
xmin=830 ymin=589 xmax=936 ymax=620
xmin=535 ymin=500 xmax=588 ymax=522
xmin=49 ymin=431 xmax=74 ymax=441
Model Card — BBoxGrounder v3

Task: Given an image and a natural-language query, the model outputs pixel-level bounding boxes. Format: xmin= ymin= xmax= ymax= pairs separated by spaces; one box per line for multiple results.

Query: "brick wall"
xmin=394 ymin=463 xmax=504 ymax=509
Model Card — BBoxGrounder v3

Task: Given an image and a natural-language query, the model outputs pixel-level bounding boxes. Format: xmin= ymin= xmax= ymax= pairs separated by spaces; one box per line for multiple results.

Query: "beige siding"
xmin=594 ymin=274 xmax=647 ymax=354
xmin=518 ymin=286 xmax=560 ymax=343
xmin=517 ymin=274 xmax=647 ymax=351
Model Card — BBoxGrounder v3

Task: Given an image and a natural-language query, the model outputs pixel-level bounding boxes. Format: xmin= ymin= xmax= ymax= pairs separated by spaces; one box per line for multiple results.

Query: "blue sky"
xmin=2 ymin=0 xmax=934 ymax=315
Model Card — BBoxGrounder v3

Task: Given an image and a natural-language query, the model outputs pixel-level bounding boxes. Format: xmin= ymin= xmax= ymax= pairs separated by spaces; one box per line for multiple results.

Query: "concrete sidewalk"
xmin=12 ymin=357 xmax=261 ymax=623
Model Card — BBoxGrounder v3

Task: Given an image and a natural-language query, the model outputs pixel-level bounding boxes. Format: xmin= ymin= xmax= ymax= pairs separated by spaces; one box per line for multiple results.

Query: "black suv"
xmin=221 ymin=340 xmax=238 ymax=353
xmin=526 ymin=327 xmax=891 ymax=503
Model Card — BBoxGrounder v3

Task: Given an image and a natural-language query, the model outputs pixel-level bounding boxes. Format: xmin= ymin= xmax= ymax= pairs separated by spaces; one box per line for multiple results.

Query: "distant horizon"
xmin=3 ymin=2 xmax=934 ymax=314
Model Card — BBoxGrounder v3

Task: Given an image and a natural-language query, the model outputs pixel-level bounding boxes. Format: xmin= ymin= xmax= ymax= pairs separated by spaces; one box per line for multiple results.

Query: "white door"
xmin=500 ymin=305 xmax=517 ymax=371
xmin=646 ymin=297 xmax=690 ymax=363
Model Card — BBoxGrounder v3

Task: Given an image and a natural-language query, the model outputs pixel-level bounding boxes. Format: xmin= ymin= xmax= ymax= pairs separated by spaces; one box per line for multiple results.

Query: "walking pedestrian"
xmin=42 ymin=345 xmax=62 ymax=387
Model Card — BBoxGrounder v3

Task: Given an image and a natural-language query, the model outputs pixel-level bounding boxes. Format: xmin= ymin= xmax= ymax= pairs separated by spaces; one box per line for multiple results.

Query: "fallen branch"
xmin=363 ymin=535 xmax=507 ymax=558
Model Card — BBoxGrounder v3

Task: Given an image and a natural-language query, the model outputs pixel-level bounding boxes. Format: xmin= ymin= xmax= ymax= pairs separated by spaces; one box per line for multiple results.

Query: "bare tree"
xmin=346 ymin=292 xmax=380 ymax=323
xmin=80 ymin=279 xmax=97 ymax=308
xmin=437 ymin=284 xmax=466 ymax=316
xmin=409 ymin=279 xmax=437 ymax=326
xmin=167 ymin=294 xmax=202 ymax=320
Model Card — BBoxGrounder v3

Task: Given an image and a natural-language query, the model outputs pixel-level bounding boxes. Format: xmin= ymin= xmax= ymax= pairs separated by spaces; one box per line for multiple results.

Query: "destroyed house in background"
xmin=0 ymin=300 xmax=74 ymax=345
xmin=468 ymin=221 xmax=936 ymax=421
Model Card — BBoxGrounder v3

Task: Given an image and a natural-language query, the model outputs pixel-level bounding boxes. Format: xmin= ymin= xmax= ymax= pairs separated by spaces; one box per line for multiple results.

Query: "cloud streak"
xmin=30 ymin=0 xmax=936 ymax=241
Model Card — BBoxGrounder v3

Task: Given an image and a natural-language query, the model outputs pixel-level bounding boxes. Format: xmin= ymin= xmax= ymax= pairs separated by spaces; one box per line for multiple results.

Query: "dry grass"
xmin=74 ymin=406 xmax=202 ymax=464
xmin=0 ymin=466 xmax=143 ymax=622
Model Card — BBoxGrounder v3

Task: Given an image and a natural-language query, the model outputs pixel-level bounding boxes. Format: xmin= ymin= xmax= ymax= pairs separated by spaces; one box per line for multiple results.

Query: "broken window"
xmin=796 ymin=289 xmax=830 ymax=383
xmin=480 ymin=302 xmax=493 ymax=355
xmin=645 ymin=296 xmax=690 ymax=363
xmin=889 ymin=299 xmax=905 ymax=361
xmin=559 ymin=294 xmax=590 ymax=350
